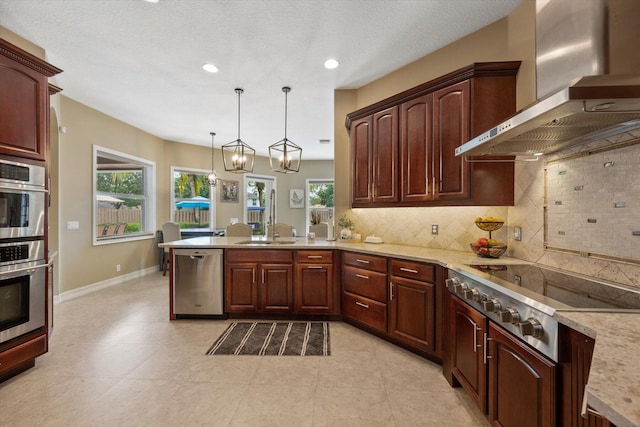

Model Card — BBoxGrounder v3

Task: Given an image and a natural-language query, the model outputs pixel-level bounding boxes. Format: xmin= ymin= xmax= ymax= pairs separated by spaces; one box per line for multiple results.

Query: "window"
xmin=93 ymin=146 xmax=156 ymax=244
xmin=243 ymin=174 xmax=276 ymax=236
xmin=171 ymin=166 xmax=216 ymax=230
xmin=306 ymin=179 xmax=334 ymax=230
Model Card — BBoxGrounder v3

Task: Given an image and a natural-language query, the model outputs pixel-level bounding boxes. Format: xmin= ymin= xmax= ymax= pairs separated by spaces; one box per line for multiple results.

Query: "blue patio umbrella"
xmin=176 ymin=196 xmax=210 ymax=225
xmin=175 ymin=195 xmax=210 ymax=209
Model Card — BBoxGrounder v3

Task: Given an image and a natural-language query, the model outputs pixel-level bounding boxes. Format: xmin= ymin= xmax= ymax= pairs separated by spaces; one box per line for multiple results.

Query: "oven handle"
xmin=0 ymin=185 xmax=48 ymax=193
xmin=0 ymin=263 xmax=48 ymax=276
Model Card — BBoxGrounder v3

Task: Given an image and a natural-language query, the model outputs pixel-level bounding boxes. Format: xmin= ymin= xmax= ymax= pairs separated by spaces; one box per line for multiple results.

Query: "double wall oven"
xmin=0 ymin=159 xmax=48 ymax=345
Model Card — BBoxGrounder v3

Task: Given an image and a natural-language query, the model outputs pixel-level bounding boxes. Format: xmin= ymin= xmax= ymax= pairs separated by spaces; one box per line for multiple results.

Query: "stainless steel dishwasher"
xmin=173 ymin=248 xmax=224 ymax=317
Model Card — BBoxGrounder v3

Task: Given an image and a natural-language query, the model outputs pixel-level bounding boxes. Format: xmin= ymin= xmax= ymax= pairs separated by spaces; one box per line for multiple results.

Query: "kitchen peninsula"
xmin=160 ymin=236 xmax=640 ymax=427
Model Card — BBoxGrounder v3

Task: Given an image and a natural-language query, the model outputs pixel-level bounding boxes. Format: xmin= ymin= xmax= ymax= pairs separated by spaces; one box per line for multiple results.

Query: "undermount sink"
xmin=235 ymin=240 xmax=296 ymax=245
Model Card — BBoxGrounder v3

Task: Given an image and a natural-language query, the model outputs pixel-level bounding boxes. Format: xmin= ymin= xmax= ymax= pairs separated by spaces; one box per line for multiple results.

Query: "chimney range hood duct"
xmin=456 ymin=0 xmax=640 ymax=157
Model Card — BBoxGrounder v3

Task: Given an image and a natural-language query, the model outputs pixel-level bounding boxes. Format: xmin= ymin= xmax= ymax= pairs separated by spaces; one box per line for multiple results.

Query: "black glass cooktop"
xmin=467 ymin=264 xmax=640 ymax=310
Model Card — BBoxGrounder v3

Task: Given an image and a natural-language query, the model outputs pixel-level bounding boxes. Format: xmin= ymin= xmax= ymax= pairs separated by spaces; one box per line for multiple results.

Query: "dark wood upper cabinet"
xmin=372 ymin=106 xmax=398 ymax=202
xmin=347 ymin=62 xmax=519 ymax=208
xmin=0 ymin=39 xmax=62 ymax=162
xmin=400 ymin=93 xmax=433 ymax=202
xmin=350 ymin=116 xmax=373 ymax=204
xmin=433 ymin=81 xmax=470 ymax=201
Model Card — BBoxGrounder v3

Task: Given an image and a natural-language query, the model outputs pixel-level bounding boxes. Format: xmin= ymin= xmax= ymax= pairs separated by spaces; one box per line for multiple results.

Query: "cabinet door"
xmin=0 ymin=49 xmax=55 ymax=161
xmin=433 ymin=80 xmax=470 ymax=201
xmin=559 ymin=325 xmax=613 ymax=427
xmin=372 ymin=106 xmax=398 ymax=202
xmin=451 ymin=296 xmax=487 ymax=413
xmin=351 ymin=116 xmax=373 ymax=204
xmin=400 ymin=93 xmax=434 ymax=202
xmin=488 ymin=323 xmax=556 ymax=427
xmin=260 ymin=263 xmax=293 ymax=312
xmin=388 ymin=276 xmax=435 ymax=352
xmin=295 ymin=264 xmax=334 ymax=313
xmin=225 ymin=263 xmax=258 ymax=312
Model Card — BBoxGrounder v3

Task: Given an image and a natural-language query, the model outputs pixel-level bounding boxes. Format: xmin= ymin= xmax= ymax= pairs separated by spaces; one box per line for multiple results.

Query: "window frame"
xmin=305 ymin=178 xmax=335 ymax=229
xmin=170 ymin=165 xmax=217 ymax=231
xmin=92 ymin=145 xmax=156 ymax=245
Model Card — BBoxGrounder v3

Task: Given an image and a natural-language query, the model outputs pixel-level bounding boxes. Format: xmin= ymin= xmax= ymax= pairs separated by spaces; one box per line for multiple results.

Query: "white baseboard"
xmin=55 ymin=265 xmax=160 ymax=304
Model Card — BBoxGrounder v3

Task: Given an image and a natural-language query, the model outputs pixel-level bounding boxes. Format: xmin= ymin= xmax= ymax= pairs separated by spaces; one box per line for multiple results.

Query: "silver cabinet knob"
xmin=482 ymin=298 xmax=501 ymax=312
xmin=499 ymin=307 xmax=521 ymax=324
xmin=519 ymin=318 xmax=544 ymax=338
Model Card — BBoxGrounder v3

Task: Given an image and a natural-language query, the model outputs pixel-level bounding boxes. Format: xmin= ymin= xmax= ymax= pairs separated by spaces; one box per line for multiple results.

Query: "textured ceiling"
xmin=0 ymin=0 xmax=521 ymax=159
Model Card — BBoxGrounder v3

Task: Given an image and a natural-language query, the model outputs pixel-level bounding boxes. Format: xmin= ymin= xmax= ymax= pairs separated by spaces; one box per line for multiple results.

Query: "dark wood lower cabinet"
xmin=559 ymin=325 xmax=616 ymax=427
xmin=260 ymin=264 xmax=293 ymax=312
xmin=450 ymin=296 xmax=488 ymax=413
xmin=388 ymin=275 xmax=435 ymax=353
xmin=488 ymin=322 xmax=556 ymax=427
xmin=295 ymin=264 xmax=334 ymax=313
xmin=450 ymin=296 xmax=557 ymax=426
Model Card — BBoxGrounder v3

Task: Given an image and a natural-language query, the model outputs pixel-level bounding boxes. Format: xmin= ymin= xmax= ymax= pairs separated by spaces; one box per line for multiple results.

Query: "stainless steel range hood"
xmin=456 ymin=0 xmax=640 ymax=157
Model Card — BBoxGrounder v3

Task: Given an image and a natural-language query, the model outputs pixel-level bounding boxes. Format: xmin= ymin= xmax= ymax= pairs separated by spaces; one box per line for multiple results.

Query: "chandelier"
xmin=269 ymin=86 xmax=302 ymax=173
xmin=222 ymin=88 xmax=255 ymax=173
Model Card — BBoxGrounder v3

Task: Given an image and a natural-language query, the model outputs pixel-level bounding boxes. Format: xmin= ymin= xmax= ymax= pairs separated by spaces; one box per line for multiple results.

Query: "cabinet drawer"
xmin=296 ymin=250 xmax=334 ymax=264
xmin=389 ymin=259 xmax=435 ymax=282
xmin=343 ymin=265 xmax=387 ymax=302
xmin=342 ymin=291 xmax=387 ymax=332
xmin=0 ymin=334 xmax=47 ymax=374
xmin=226 ymin=249 xmax=293 ymax=263
xmin=342 ymin=252 xmax=387 ymax=272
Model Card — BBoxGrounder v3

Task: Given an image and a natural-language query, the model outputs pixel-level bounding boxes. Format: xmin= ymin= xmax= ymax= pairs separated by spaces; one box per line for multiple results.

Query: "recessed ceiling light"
xmin=324 ymin=59 xmax=339 ymax=70
xmin=143 ymin=0 xmax=160 ymax=3
xmin=202 ymin=63 xmax=219 ymax=73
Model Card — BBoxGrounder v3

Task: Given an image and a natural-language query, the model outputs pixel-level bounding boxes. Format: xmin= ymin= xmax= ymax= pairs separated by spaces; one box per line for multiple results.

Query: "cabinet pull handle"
xmin=389 ymin=282 xmax=394 ymax=300
xmin=252 ymin=269 xmax=255 ymax=284
xmin=307 ymin=266 xmax=323 ymax=269
xmin=355 ymin=273 xmax=369 ymax=280
xmin=400 ymin=267 xmax=418 ymax=274
xmin=262 ymin=270 xmax=265 ymax=284
xmin=471 ymin=320 xmax=478 ymax=353
xmin=355 ymin=301 xmax=369 ymax=309
xmin=307 ymin=255 xmax=323 ymax=259
xmin=355 ymin=258 xmax=370 ymax=264
xmin=483 ymin=333 xmax=493 ymax=364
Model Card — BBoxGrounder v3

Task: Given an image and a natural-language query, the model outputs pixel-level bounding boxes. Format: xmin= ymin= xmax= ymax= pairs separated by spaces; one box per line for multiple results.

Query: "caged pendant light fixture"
xmin=207 ymin=132 xmax=218 ymax=186
xmin=269 ymin=86 xmax=302 ymax=173
xmin=222 ymin=88 xmax=255 ymax=173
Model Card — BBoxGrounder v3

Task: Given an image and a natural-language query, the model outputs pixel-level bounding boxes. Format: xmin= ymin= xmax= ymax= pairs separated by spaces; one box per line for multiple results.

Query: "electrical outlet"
xmin=514 ymin=226 xmax=522 ymax=241
xmin=431 ymin=224 xmax=438 ymax=235
xmin=116 ymin=264 xmax=121 ymax=272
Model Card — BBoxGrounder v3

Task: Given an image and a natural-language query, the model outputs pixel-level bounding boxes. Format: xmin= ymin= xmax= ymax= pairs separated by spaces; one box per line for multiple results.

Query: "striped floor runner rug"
xmin=206 ymin=321 xmax=330 ymax=356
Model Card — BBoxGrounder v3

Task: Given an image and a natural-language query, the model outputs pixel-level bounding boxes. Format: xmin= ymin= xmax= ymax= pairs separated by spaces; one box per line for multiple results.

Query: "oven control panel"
xmin=0 ymin=244 xmax=30 ymax=263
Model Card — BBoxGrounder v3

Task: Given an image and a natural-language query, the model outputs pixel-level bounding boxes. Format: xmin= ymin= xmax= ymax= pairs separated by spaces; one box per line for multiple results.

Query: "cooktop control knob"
xmin=453 ymin=282 xmax=469 ymax=295
xmin=462 ymin=287 xmax=480 ymax=301
xmin=499 ymin=307 xmax=521 ymax=324
xmin=482 ymin=298 xmax=502 ymax=312
xmin=445 ymin=278 xmax=459 ymax=290
xmin=519 ymin=318 xmax=544 ymax=338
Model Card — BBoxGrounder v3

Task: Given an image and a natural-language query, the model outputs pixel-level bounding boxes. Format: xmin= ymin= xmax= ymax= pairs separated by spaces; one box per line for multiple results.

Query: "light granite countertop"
xmin=160 ymin=236 xmax=640 ymax=426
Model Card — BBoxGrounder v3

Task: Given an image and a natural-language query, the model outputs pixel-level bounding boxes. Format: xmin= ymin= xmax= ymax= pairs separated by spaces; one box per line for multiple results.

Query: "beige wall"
xmin=333 ymin=0 xmax=536 ymax=247
xmin=56 ymin=97 xmax=331 ymax=293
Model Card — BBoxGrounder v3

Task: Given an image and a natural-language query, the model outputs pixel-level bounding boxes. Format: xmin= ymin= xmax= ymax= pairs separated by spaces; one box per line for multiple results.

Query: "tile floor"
xmin=0 ymin=272 xmax=489 ymax=426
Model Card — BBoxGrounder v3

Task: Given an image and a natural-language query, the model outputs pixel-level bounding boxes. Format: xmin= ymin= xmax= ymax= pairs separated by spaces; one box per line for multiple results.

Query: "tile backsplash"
xmin=345 ymin=129 xmax=640 ymax=291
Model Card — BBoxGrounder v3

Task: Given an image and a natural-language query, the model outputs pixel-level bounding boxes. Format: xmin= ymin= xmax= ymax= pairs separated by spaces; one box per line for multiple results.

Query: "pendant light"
xmin=222 ymin=88 xmax=255 ymax=173
xmin=207 ymin=132 xmax=218 ymax=186
xmin=269 ymin=86 xmax=302 ymax=173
